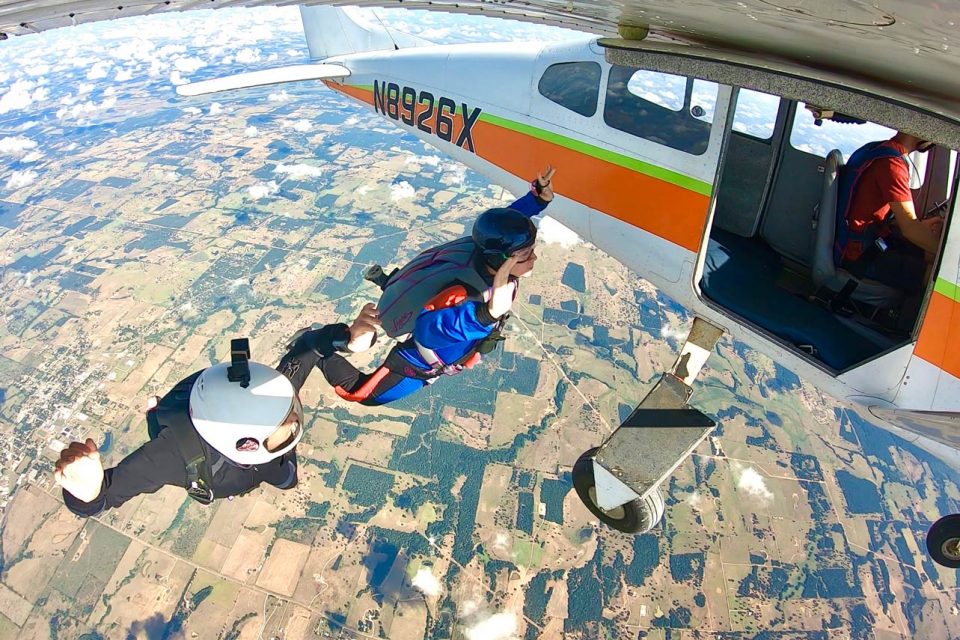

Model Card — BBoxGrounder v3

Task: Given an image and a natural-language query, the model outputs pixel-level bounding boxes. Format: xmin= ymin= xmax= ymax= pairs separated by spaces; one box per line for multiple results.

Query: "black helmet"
xmin=472 ymin=208 xmax=537 ymax=269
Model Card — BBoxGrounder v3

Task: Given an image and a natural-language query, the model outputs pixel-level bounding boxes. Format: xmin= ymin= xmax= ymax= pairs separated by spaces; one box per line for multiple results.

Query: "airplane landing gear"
xmin=926 ymin=514 xmax=960 ymax=569
xmin=572 ymin=447 xmax=664 ymax=533
xmin=573 ymin=317 xmax=723 ymax=535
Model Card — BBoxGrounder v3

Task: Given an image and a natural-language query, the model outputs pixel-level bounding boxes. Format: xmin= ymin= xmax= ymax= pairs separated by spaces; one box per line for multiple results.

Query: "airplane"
xmin=2 ymin=1 xmax=959 ymax=569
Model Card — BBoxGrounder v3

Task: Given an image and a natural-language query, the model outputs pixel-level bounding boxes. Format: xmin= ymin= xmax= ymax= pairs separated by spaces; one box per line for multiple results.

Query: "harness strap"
xmin=335 ymin=366 xmax=392 ymax=402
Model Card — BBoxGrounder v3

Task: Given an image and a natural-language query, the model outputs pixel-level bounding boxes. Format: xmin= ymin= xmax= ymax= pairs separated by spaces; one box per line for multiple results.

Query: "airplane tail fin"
xmin=299 ymin=6 xmax=432 ymax=59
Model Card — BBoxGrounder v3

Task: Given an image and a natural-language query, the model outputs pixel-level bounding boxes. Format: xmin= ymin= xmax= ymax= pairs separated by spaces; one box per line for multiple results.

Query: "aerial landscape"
xmin=0 ymin=6 xmax=959 ymax=640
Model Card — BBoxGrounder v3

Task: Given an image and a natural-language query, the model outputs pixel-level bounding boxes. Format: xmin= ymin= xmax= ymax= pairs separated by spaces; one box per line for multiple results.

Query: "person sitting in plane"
xmin=54 ymin=328 xmax=373 ymax=516
xmin=287 ymin=167 xmax=556 ymax=406
xmin=837 ymin=131 xmax=945 ymax=296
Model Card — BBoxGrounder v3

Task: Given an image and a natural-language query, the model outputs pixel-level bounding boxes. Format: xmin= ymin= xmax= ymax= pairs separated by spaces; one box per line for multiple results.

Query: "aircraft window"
xmin=790 ymin=102 xmax=896 ymax=159
xmin=732 ymin=89 xmax=780 ymax=140
xmin=604 ymin=66 xmax=714 ymax=155
xmin=537 ymin=62 xmax=601 ymax=117
xmin=691 ymin=79 xmax=718 ymax=124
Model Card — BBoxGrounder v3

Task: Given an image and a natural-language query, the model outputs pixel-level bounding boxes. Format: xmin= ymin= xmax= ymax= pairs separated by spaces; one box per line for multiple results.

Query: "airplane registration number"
xmin=373 ymin=81 xmax=481 ymax=152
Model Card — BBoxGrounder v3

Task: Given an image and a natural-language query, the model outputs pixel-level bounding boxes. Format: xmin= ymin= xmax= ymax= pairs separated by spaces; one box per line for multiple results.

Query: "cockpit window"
xmin=537 ymin=62 xmax=601 ymax=117
xmin=604 ymin=66 xmax=717 ymax=155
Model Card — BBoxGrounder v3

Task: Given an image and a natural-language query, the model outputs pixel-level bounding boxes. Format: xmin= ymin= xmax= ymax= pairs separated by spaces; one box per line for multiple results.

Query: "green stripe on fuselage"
xmin=934 ymin=277 xmax=960 ymax=302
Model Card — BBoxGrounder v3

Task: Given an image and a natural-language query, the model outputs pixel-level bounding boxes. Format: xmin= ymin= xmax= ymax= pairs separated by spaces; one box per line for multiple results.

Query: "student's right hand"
xmin=347 ymin=303 xmax=381 ymax=353
xmin=54 ymin=439 xmax=104 ymax=503
xmin=488 ymin=256 xmax=519 ymax=319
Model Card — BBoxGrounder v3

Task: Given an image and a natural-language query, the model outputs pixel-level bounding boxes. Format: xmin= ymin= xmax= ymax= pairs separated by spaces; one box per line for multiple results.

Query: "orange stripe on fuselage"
xmin=916 ymin=291 xmax=960 ymax=378
xmin=325 ymin=82 xmax=710 ymax=252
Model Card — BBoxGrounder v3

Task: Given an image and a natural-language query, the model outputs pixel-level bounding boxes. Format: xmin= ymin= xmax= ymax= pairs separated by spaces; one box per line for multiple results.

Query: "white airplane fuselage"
xmin=310 ymin=33 xmax=960 ymax=463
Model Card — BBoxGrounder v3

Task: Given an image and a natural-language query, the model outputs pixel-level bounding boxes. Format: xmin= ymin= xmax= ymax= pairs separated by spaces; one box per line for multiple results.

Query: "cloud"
xmin=101 ymin=96 xmax=117 ymax=110
xmin=244 ymin=126 xmax=259 ymax=137
xmin=268 ymin=90 xmax=291 ymax=102
xmin=537 ymin=216 xmax=581 ymax=248
xmin=235 ymin=48 xmax=261 ymax=64
xmin=174 ymin=56 xmax=205 ymax=73
xmin=390 ymin=181 xmax=415 ymax=201
xmin=21 ymin=151 xmax=44 ymax=163
xmin=463 ymin=613 xmax=518 ymax=640
xmin=86 ymin=61 xmax=111 ymax=80
xmin=77 ymin=82 xmax=94 ymax=95
xmin=115 ymin=68 xmax=134 ymax=82
xmin=411 ymin=567 xmax=441 ymax=597
xmin=247 ymin=181 xmax=279 ymax=199
xmin=281 ymin=118 xmax=310 ymax=132
xmin=735 ymin=465 xmax=773 ymax=505
xmin=6 ymin=170 xmax=39 ymax=190
xmin=0 ymin=79 xmax=36 ymax=114
xmin=344 ymin=115 xmax=360 ymax=126
xmin=686 ymin=491 xmax=703 ymax=511
xmin=169 ymin=70 xmax=187 ymax=86
xmin=405 ymin=154 xmax=442 ymax=167
xmin=183 ymin=106 xmax=202 ymax=115
xmin=275 ymin=163 xmax=323 ymax=179
xmin=209 ymin=102 xmax=223 ymax=115
xmin=0 ymin=136 xmax=38 ymax=156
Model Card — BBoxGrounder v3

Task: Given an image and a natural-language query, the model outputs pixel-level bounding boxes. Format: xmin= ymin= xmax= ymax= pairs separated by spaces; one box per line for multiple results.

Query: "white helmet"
xmin=189 ymin=360 xmax=303 ymax=465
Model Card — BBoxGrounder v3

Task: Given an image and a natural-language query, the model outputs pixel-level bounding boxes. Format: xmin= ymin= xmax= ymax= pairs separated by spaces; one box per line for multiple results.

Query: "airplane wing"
xmin=175 ymin=63 xmax=350 ymax=97
xmin=2 ymin=1 xmax=959 ymax=107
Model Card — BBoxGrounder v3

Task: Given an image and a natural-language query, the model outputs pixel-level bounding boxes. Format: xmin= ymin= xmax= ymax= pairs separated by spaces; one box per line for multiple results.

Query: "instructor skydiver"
xmin=54 ymin=327 xmax=373 ymax=516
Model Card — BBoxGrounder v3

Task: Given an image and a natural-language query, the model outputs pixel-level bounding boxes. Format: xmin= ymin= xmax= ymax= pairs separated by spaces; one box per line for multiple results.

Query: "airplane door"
xmin=588 ymin=66 xmax=731 ymax=285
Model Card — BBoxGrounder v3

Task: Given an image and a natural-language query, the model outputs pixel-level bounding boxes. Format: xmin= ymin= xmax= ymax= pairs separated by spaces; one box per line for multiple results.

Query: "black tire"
xmin=926 ymin=514 xmax=960 ymax=569
xmin=572 ymin=447 xmax=664 ymax=534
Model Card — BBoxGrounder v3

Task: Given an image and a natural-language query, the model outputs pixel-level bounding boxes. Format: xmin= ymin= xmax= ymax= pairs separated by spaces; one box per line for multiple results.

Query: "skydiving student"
xmin=54 ymin=330 xmax=372 ymax=516
xmin=286 ymin=166 xmax=557 ymax=406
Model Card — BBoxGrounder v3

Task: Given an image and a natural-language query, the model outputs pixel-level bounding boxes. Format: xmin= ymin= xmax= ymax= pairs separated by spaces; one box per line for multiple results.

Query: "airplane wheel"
xmin=926 ymin=514 xmax=960 ymax=569
xmin=572 ymin=447 xmax=664 ymax=534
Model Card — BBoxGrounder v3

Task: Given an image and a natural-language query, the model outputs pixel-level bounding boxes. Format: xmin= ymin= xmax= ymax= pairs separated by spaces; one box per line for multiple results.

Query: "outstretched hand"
xmin=531 ymin=165 xmax=557 ymax=202
xmin=54 ymin=438 xmax=104 ymax=503
xmin=488 ymin=256 xmax=519 ymax=319
xmin=347 ymin=303 xmax=381 ymax=353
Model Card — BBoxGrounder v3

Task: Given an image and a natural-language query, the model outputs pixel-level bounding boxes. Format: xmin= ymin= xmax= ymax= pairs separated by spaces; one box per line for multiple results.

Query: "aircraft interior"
xmin=701 ymin=94 xmax=957 ymax=373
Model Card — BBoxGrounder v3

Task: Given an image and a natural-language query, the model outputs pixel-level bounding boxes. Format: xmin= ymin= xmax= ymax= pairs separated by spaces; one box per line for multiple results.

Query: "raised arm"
xmin=507 ymin=165 xmax=556 ymax=218
xmin=56 ymin=432 xmax=187 ymax=517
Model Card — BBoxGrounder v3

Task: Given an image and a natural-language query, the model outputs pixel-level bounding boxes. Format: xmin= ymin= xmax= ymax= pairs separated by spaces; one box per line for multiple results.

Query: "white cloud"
xmin=31 ymin=86 xmax=49 ymax=103
xmin=169 ymin=70 xmax=187 ymax=86
xmin=248 ymin=181 xmax=279 ymax=199
xmin=344 ymin=115 xmax=360 ymax=126
xmin=182 ymin=106 xmax=202 ymax=115
xmin=18 ymin=120 xmax=39 ymax=131
xmin=0 ymin=80 xmax=36 ymax=114
xmin=104 ymin=87 xmax=116 ymax=96
xmin=268 ymin=90 xmax=291 ymax=102
xmin=275 ymin=163 xmax=323 ymax=179
xmin=101 ymin=96 xmax=117 ymax=110
xmin=735 ymin=465 xmax=774 ymax=505
xmin=21 ymin=151 xmax=44 ymax=163
xmin=0 ymin=136 xmax=38 ymax=156
xmin=390 ymin=181 xmax=415 ymax=201
xmin=174 ymin=56 xmax=205 ymax=73
xmin=209 ymin=102 xmax=223 ymax=115
xmin=281 ymin=118 xmax=310 ymax=132
xmin=77 ymin=82 xmax=94 ymax=95
xmin=686 ymin=491 xmax=703 ymax=511
xmin=219 ymin=56 xmax=234 ymax=65
xmin=463 ymin=613 xmax=518 ymax=640
xmin=244 ymin=126 xmax=259 ymax=137
xmin=411 ymin=567 xmax=441 ymax=597
xmin=235 ymin=48 xmax=261 ymax=64
xmin=86 ymin=61 xmax=111 ymax=80
xmin=24 ymin=64 xmax=50 ymax=77
xmin=537 ymin=216 xmax=581 ymax=248
xmin=0 ymin=71 xmax=10 ymax=84
xmin=115 ymin=68 xmax=134 ymax=82
xmin=406 ymin=154 xmax=442 ymax=167
xmin=6 ymin=170 xmax=39 ymax=190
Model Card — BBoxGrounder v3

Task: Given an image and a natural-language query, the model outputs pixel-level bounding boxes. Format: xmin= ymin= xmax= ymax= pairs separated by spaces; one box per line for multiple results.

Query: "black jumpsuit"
xmin=62 ymin=329 xmax=336 ymax=517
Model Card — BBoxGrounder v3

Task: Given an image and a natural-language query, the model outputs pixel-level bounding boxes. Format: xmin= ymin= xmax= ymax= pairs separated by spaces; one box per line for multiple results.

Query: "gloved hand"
xmin=488 ymin=256 xmax=519 ymax=319
xmin=54 ymin=439 xmax=104 ymax=503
